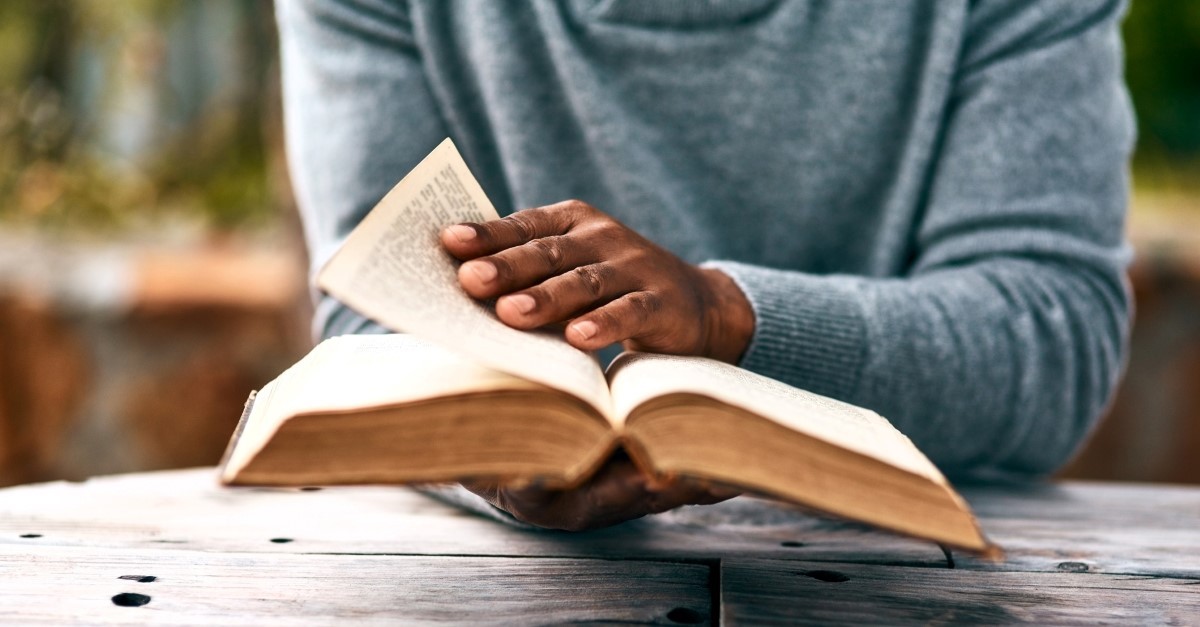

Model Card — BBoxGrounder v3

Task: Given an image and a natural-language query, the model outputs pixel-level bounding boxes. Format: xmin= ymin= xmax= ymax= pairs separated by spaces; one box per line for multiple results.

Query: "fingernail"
xmin=466 ymin=261 xmax=496 ymax=283
xmin=446 ymin=224 xmax=476 ymax=243
xmin=505 ymin=294 xmax=536 ymax=314
xmin=570 ymin=320 xmax=597 ymax=340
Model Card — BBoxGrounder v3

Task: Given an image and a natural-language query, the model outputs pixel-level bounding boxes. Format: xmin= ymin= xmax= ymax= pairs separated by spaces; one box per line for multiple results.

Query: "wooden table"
xmin=1 ymin=469 xmax=1197 ymax=624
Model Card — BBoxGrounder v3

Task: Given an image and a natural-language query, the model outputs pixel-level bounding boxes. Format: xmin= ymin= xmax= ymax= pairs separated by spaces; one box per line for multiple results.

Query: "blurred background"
xmin=0 ymin=0 xmax=1197 ymax=487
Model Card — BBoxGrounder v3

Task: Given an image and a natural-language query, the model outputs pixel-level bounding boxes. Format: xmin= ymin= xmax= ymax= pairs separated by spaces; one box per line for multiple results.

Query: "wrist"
xmin=697 ymin=267 xmax=755 ymax=364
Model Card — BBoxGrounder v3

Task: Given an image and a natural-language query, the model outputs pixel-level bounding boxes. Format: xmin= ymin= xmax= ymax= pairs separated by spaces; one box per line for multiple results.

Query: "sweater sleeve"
xmin=276 ymin=0 xmax=444 ymax=340
xmin=707 ymin=0 xmax=1134 ymax=479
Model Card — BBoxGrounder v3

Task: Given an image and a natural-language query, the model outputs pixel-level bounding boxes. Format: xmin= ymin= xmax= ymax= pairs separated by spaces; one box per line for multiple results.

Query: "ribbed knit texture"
xmin=703 ymin=261 xmax=868 ymax=402
xmin=277 ymin=0 xmax=1134 ymax=482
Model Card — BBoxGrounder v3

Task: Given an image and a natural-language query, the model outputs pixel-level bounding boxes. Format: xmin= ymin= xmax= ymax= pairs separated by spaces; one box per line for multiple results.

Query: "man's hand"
xmin=440 ymin=200 xmax=755 ymax=363
xmin=443 ymin=200 xmax=752 ymax=529
xmin=461 ymin=452 xmax=739 ymax=531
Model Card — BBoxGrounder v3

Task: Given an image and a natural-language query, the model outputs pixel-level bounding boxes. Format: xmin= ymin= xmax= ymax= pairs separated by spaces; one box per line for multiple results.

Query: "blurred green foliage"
xmin=0 ymin=0 xmax=1196 ymax=233
xmin=1123 ymin=0 xmax=1200 ymax=192
xmin=0 ymin=0 xmax=279 ymax=233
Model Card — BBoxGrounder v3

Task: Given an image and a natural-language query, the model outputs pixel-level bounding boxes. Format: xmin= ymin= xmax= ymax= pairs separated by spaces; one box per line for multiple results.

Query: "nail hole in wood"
xmin=299 ymin=486 xmax=322 ymax=491
xmin=780 ymin=541 xmax=805 ymax=548
xmin=19 ymin=533 xmax=42 ymax=538
xmin=804 ymin=570 xmax=850 ymax=583
xmin=270 ymin=537 xmax=293 ymax=544
xmin=111 ymin=593 xmax=151 ymax=607
xmin=666 ymin=607 xmax=704 ymax=624
xmin=118 ymin=575 xmax=157 ymax=583
xmin=1057 ymin=561 xmax=1089 ymax=573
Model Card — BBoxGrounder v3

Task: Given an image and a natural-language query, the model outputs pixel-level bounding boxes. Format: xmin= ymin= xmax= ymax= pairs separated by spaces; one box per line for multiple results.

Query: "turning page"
xmin=317 ymin=139 xmax=612 ymax=417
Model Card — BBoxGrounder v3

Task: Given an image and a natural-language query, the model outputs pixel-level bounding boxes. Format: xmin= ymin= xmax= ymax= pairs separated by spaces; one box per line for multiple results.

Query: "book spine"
xmin=216 ymin=390 xmax=258 ymax=479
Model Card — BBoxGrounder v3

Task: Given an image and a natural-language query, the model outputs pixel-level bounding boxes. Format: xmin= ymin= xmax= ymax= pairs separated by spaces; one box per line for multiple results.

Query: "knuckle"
xmin=504 ymin=213 xmax=538 ymax=242
xmin=591 ymin=219 xmax=624 ymax=244
xmin=625 ymin=246 xmax=653 ymax=264
xmin=572 ymin=264 xmax=608 ymax=298
xmin=528 ymin=237 xmax=565 ymax=271
xmin=566 ymin=199 xmax=599 ymax=220
xmin=626 ymin=292 xmax=662 ymax=320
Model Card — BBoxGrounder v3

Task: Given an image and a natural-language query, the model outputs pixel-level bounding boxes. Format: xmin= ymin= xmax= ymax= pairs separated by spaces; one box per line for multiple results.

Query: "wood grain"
xmin=0 ymin=544 xmax=711 ymax=626
xmin=3 ymin=469 xmax=1200 ymax=624
xmin=720 ymin=559 xmax=1200 ymax=625
xmin=0 ymin=468 xmax=933 ymax=561
xmin=2 ymin=469 xmax=1198 ymax=578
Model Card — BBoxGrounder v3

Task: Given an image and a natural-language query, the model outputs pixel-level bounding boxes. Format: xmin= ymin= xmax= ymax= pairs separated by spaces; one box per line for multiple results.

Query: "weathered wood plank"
xmin=0 ymin=468 xmax=938 ymax=562
xmin=951 ymin=480 xmax=1200 ymax=577
xmin=720 ymin=559 xmax=1200 ymax=626
xmin=2 ymin=469 xmax=1198 ymax=578
xmin=0 ymin=544 xmax=711 ymax=626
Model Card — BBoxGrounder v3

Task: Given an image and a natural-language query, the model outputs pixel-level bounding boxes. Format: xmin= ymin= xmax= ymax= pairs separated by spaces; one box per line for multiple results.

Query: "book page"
xmin=607 ymin=352 xmax=946 ymax=484
xmin=222 ymin=334 xmax=546 ymax=479
xmin=317 ymin=139 xmax=612 ymax=418
xmin=274 ymin=334 xmax=545 ymax=417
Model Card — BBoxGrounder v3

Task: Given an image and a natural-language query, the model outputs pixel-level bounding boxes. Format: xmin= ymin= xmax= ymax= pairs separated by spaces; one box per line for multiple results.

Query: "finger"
xmin=461 ymin=478 xmax=576 ymax=529
xmin=698 ymin=482 xmax=742 ymax=503
xmin=440 ymin=201 xmax=586 ymax=260
xmin=654 ymin=475 xmax=740 ymax=502
xmin=564 ymin=290 xmax=664 ymax=350
xmin=513 ymin=457 xmax=652 ymax=531
xmin=495 ymin=263 xmax=637 ymax=330
xmin=565 ymin=456 xmax=654 ymax=530
xmin=467 ymin=474 xmax=730 ymax=530
xmin=642 ymin=477 xmax=733 ymax=514
xmin=456 ymin=234 xmax=592 ymax=299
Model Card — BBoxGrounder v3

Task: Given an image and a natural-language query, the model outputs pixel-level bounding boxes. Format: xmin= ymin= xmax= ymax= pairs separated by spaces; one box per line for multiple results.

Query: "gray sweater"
xmin=277 ymin=0 xmax=1134 ymax=480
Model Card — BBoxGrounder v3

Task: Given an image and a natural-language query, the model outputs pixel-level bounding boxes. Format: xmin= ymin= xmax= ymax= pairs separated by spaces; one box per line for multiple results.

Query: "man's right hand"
xmin=460 ymin=452 xmax=739 ymax=531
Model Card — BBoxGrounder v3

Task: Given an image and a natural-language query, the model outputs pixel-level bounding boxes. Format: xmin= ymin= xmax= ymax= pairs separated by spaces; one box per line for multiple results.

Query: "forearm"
xmin=709 ymin=253 xmax=1130 ymax=480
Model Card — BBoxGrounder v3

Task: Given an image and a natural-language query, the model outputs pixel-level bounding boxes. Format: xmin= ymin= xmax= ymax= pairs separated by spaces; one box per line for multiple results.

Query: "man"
xmin=276 ymin=0 xmax=1134 ymax=530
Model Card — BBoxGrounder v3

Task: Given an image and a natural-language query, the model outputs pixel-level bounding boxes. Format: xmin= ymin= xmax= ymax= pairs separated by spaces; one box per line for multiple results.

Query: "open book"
xmin=219 ymin=139 xmax=997 ymax=554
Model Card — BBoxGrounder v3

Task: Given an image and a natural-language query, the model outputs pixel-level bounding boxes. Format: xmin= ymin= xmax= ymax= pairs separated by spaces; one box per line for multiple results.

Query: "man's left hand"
xmin=440 ymin=199 xmax=754 ymax=363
